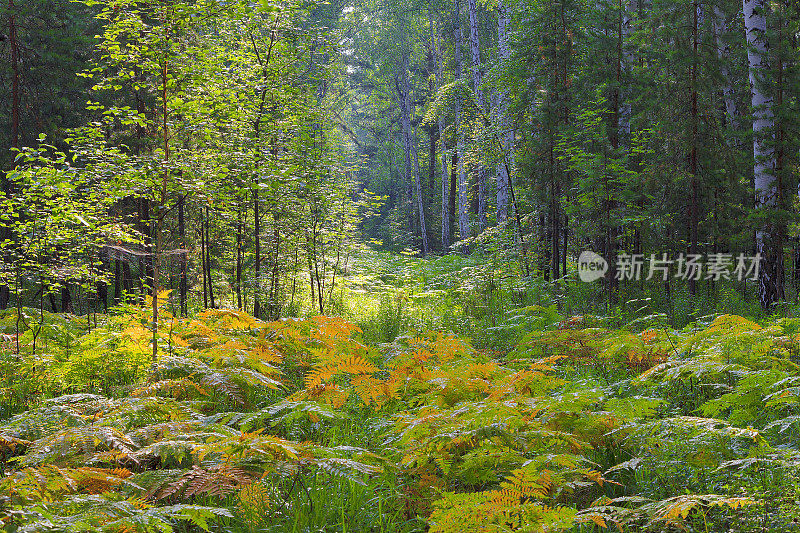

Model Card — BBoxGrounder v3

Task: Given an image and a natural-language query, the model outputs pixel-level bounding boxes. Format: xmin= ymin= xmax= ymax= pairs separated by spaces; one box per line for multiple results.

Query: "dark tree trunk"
xmin=449 ymin=152 xmax=457 ymax=245
xmin=428 ymin=127 xmax=436 ymax=208
xmin=140 ymin=199 xmax=153 ymax=298
xmin=307 ymin=242 xmax=315 ymax=313
xmin=114 ymin=260 xmax=121 ymax=303
xmin=178 ymin=195 xmax=188 ymax=316
xmin=688 ymin=0 xmax=699 ymax=296
xmin=97 ymin=281 xmax=108 ymax=313
xmin=253 ymin=190 xmax=261 ymax=318
xmin=9 ymin=0 xmax=19 ymax=149
xmin=540 ymin=212 xmax=550 ymax=280
xmin=268 ymin=214 xmax=281 ymax=319
xmin=61 ymin=285 xmax=73 ymax=314
xmin=200 ymin=208 xmax=208 ymax=309
xmin=205 ymin=205 xmax=215 ymax=308
xmin=122 ymin=262 xmax=133 ymax=301
xmin=562 ymin=212 xmax=568 ymax=280
xmin=236 ymin=201 xmax=243 ymax=310
xmin=0 ymin=0 xmax=20 ymax=310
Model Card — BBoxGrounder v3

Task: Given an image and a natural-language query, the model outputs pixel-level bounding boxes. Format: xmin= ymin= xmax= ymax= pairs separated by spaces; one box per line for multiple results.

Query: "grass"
xmin=2 ymin=250 xmax=800 ymax=531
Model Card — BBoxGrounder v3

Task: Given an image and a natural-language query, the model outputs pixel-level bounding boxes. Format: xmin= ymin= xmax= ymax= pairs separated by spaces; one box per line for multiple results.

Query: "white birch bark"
xmin=743 ymin=0 xmax=780 ymax=308
xmin=455 ymin=0 xmax=470 ymax=243
xmin=467 ymin=0 xmax=487 ymax=231
xmin=495 ymin=0 xmax=512 ymax=224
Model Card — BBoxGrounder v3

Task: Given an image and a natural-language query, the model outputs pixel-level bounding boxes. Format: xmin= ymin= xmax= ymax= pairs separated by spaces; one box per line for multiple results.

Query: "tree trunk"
xmin=495 ymin=0 xmax=512 ymax=224
xmin=114 ymin=260 xmax=121 ymax=304
xmin=61 ymin=285 xmax=73 ymax=314
xmin=712 ymin=7 xmax=739 ymax=131
xmin=153 ymin=49 xmax=170 ymax=365
xmin=743 ymin=0 xmax=782 ymax=309
xmin=178 ymin=195 xmax=188 ymax=316
xmin=200 ymin=208 xmax=208 ymax=309
xmin=307 ymin=242 xmax=315 ymax=313
xmin=268 ymin=213 xmax=281 ymax=319
xmin=467 ymin=0 xmax=487 ymax=232
xmin=96 ymin=258 xmax=108 ymax=313
xmin=430 ymin=12 xmax=451 ymax=251
xmin=139 ymin=198 xmax=153 ymax=298
xmin=205 ymin=205 xmax=215 ymax=309
xmin=236 ymin=200 xmax=243 ymax=310
xmin=688 ymin=0 xmax=700 ymax=296
xmin=454 ymin=0 xmax=470 ymax=247
xmin=249 ymin=23 xmax=278 ymax=318
xmin=253 ymin=189 xmax=261 ymax=318
xmin=619 ymin=0 xmax=635 ymax=140
xmin=122 ymin=262 xmax=133 ymax=302
xmin=413 ymin=121 xmax=429 ymax=254
xmin=450 ymin=152 xmax=457 ymax=240
xmin=0 ymin=1 xmax=19 ymax=309
xmin=396 ymin=54 xmax=429 ymax=256
xmin=8 ymin=0 xmax=19 ymax=149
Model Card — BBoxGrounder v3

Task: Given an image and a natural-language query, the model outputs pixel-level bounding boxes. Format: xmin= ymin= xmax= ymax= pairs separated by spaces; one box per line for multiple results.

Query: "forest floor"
xmin=0 ymin=250 xmax=796 ymax=532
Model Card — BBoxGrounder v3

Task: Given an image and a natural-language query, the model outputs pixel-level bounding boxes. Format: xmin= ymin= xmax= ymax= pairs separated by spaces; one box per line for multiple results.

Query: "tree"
xmin=466 ymin=0 xmax=487 ymax=232
xmin=743 ymin=0 xmax=782 ymax=309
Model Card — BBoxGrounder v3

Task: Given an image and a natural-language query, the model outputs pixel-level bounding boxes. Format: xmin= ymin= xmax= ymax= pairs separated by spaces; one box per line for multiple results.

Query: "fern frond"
xmin=199 ymin=372 xmax=245 ymax=405
xmin=235 ymin=400 xmax=344 ymax=431
xmin=640 ymin=494 xmax=756 ymax=528
xmin=313 ymin=457 xmax=381 ymax=485
xmin=0 ymin=465 xmax=135 ymax=502
xmin=19 ymin=493 xmax=232 ymax=532
xmin=158 ymin=465 xmax=257 ymax=500
xmin=17 ymin=426 xmax=137 ymax=467
xmin=132 ymin=378 xmax=211 ymax=400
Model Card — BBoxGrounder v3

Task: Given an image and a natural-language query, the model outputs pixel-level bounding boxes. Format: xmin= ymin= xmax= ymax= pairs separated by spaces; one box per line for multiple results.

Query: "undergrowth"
xmin=0 ymin=292 xmax=798 ymax=531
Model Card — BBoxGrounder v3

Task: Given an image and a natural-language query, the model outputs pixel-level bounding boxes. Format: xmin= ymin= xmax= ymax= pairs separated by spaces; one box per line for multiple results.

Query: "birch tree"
xmin=743 ymin=0 xmax=782 ymax=309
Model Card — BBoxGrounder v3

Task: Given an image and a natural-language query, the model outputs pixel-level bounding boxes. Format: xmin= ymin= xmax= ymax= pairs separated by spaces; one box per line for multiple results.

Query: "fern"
xmin=1 ymin=465 xmax=134 ymax=503
xmin=640 ymin=494 xmax=755 ymax=529
xmin=223 ymin=400 xmax=344 ymax=431
xmin=16 ymin=426 xmax=137 ymax=467
xmin=15 ymin=493 xmax=232 ymax=532
xmin=157 ymin=464 xmax=258 ymax=500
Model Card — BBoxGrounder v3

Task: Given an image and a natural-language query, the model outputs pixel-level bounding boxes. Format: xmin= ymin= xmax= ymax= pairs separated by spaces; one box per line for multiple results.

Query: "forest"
xmin=0 ymin=0 xmax=800 ymax=531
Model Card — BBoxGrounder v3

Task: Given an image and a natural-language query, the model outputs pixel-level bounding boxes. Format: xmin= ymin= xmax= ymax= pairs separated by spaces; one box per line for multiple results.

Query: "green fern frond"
xmin=16 ymin=426 xmax=137 ymax=467
xmin=18 ymin=493 xmax=232 ymax=532
xmin=157 ymin=464 xmax=257 ymax=500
